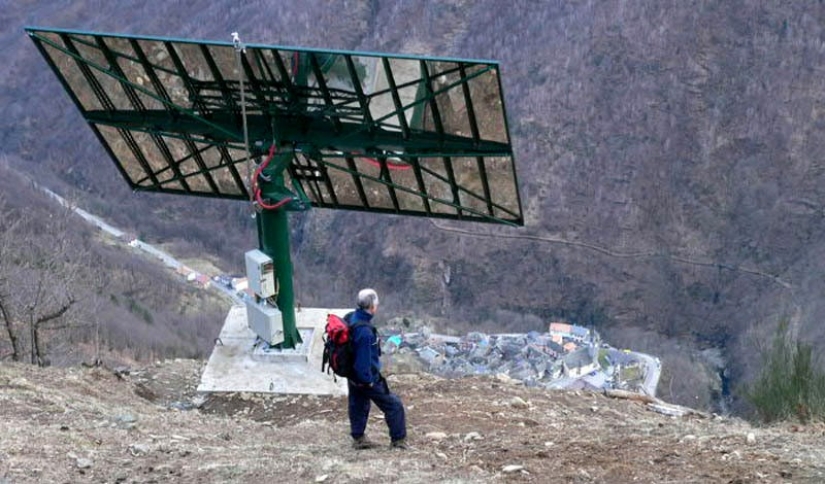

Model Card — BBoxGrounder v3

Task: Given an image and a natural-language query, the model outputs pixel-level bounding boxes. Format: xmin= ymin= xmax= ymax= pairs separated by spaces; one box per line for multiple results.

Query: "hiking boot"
xmin=390 ymin=438 xmax=408 ymax=450
xmin=352 ymin=436 xmax=379 ymax=450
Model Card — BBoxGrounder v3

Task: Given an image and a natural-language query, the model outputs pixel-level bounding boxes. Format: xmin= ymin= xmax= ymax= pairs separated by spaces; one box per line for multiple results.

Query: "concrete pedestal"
xmin=198 ymin=306 xmax=350 ymax=395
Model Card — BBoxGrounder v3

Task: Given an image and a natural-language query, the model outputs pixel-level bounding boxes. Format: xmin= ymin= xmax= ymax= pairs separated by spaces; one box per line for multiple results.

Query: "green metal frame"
xmin=26 ymin=27 xmax=524 ymax=349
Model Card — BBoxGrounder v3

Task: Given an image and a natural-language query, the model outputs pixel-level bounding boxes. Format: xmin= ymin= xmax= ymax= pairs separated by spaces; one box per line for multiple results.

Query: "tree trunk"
xmin=94 ymin=316 xmax=101 ymax=365
xmin=0 ymin=302 xmax=22 ymax=361
xmin=29 ymin=313 xmax=36 ymax=365
xmin=33 ymin=322 xmax=44 ymax=366
xmin=29 ymin=299 xmax=75 ymax=367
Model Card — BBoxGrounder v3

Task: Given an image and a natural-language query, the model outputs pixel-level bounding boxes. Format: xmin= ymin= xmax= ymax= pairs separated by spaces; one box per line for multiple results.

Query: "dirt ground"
xmin=1 ymin=359 xmax=824 ymax=484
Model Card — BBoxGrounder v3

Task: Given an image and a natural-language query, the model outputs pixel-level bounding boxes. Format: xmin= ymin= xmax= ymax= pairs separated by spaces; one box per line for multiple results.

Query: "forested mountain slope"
xmin=2 ymin=1 xmax=825 ymax=414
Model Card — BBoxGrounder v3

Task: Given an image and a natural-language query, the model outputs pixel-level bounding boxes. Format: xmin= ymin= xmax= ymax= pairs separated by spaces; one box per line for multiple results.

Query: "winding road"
xmin=41 ymin=186 xmax=243 ymax=305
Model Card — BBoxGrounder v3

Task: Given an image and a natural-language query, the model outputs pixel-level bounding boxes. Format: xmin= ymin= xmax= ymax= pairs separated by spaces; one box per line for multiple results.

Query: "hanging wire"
xmin=231 ymin=32 xmax=254 ymax=204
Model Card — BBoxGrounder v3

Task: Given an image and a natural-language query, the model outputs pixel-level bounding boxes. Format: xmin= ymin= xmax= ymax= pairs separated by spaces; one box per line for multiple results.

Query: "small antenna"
xmin=231 ymin=32 xmax=245 ymax=53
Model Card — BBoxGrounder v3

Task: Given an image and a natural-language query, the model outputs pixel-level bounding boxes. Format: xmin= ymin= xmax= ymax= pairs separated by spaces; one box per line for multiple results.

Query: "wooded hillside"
xmin=0 ymin=161 xmax=227 ymax=366
xmin=3 ymin=1 xmax=825 ymax=415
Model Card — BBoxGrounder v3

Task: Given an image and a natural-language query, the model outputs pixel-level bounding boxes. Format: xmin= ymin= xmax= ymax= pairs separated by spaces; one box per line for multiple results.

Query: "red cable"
xmin=360 ymin=155 xmax=412 ymax=171
xmin=252 ymin=143 xmax=411 ymax=211
xmin=252 ymin=143 xmax=293 ymax=210
xmin=292 ymin=52 xmax=299 ymax=79
xmin=256 ymin=189 xmax=291 ymax=210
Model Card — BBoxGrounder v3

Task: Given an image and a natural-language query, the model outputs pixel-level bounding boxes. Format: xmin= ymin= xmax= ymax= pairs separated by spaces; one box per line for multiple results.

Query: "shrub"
xmin=745 ymin=321 xmax=825 ymax=424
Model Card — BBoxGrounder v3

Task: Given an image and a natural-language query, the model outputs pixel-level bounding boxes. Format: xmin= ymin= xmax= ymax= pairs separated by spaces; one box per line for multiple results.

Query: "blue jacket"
xmin=348 ymin=308 xmax=381 ymax=385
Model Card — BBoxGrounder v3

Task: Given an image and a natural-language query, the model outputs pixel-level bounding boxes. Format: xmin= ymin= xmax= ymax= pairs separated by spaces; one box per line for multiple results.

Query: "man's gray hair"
xmin=357 ymin=288 xmax=379 ymax=310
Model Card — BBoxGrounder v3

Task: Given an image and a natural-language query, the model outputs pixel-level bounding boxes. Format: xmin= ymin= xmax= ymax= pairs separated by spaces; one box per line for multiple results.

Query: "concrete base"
xmin=197 ymin=306 xmax=351 ymax=396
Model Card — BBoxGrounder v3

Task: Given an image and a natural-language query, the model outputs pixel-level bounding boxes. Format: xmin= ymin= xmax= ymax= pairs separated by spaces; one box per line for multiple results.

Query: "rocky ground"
xmin=1 ymin=359 xmax=824 ymax=484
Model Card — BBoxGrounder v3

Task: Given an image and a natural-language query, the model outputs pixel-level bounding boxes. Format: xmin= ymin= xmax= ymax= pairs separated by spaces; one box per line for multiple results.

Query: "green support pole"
xmin=257 ymin=208 xmax=301 ymax=348
xmin=256 ymin=153 xmax=302 ymax=349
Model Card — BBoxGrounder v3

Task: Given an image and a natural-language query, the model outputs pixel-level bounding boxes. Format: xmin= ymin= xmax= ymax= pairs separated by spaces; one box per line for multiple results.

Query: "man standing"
xmin=347 ymin=288 xmax=407 ymax=449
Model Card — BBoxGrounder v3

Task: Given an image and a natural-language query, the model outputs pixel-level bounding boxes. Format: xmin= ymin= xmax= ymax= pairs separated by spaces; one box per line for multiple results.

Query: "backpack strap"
xmin=348 ymin=321 xmax=380 ymax=359
xmin=349 ymin=320 xmax=376 ymax=338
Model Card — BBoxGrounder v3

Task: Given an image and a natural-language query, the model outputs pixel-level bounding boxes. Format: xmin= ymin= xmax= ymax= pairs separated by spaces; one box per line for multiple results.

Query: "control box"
xmin=246 ymin=299 xmax=284 ymax=345
xmin=245 ymin=249 xmax=277 ymax=298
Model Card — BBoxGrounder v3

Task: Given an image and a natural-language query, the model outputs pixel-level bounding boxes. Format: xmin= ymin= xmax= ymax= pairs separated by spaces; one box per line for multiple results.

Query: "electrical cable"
xmin=359 ymin=155 xmax=412 ymax=171
xmin=252 ymin=143 xmax=293 ymax=210
xmin=232 ymin=32 xmax=254 ymax=202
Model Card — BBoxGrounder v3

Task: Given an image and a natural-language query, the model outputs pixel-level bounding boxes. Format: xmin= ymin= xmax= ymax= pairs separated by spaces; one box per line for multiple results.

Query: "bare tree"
xmin=76 ymin=256 xmax=110 ymax=367
xmin=0 ymin=197 xmax=25 ymax=361
xmin=0 ymin=196 xmax=88 ymax=365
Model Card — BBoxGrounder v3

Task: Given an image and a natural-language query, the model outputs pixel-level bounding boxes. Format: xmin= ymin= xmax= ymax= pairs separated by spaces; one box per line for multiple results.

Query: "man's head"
xmin=357 ymin=288 xmax=379 ymax=314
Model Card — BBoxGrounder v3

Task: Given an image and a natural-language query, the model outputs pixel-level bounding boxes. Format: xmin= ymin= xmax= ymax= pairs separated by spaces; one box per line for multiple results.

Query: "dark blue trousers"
xmin=348 ymin=377 xmax=406 ymax=442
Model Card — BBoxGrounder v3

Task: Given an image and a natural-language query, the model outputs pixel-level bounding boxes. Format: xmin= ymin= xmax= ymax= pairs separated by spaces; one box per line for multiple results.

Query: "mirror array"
xmin=27 ymin=27 xmax=523 ymax=225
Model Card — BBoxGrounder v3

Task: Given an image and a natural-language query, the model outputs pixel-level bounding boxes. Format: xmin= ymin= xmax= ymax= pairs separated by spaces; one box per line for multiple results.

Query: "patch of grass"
xmin=127 ymin=298 xmax=154 ymax=325
xmin=598 ymin=349 xmax=610 ymax=369
xmin=745 ymin=321 xmax=825 ymax=424
xmin=620 ymin=365 xmax=642 ymax=381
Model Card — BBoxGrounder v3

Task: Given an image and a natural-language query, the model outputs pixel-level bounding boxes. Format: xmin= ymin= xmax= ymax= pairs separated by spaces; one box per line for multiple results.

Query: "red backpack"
xmin=321 ymin=313 xmax=370 ymax=380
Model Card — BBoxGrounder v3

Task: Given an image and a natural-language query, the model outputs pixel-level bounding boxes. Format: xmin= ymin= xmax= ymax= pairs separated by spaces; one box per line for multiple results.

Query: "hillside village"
xmin=377 ymin=320 xmax=660 ymax=397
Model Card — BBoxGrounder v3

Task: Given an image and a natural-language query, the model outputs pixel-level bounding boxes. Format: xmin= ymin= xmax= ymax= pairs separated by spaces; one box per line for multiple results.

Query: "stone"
xmin=495 ymin=373 xmax=519 ymax=385
xmin=9 ymin=376 xmax=31 ymax=388
xmin=502 ymin=464 xmax=524 ymax=473
xmin=115 ymin=414 xmax=138 ymax=430
xmin=191 ymin=395 xmax=207 ymax=408
xmin=509 ymin=396 xmax=530 ymax=409
xmin=426 ymin=431 xmax=448 ymax=441
xmin=129 ymin=443 xmax=151 ymax=455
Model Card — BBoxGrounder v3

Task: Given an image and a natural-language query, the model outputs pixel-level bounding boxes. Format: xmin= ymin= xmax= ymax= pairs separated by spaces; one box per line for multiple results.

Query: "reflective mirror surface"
xmin=27 ymin=28 xmax=522 ymax=225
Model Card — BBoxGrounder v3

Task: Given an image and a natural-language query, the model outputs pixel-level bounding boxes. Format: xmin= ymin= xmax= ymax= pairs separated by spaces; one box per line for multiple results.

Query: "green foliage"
xmin=620 ymin=365 xmax=641 ymax=381
xmin=745 ymin=322 xmax=825 ymax=424
xmin=126 ymin=298 xmax=154 ymax=325
xmin=598 ymin=349 xmax=610 ymax=369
